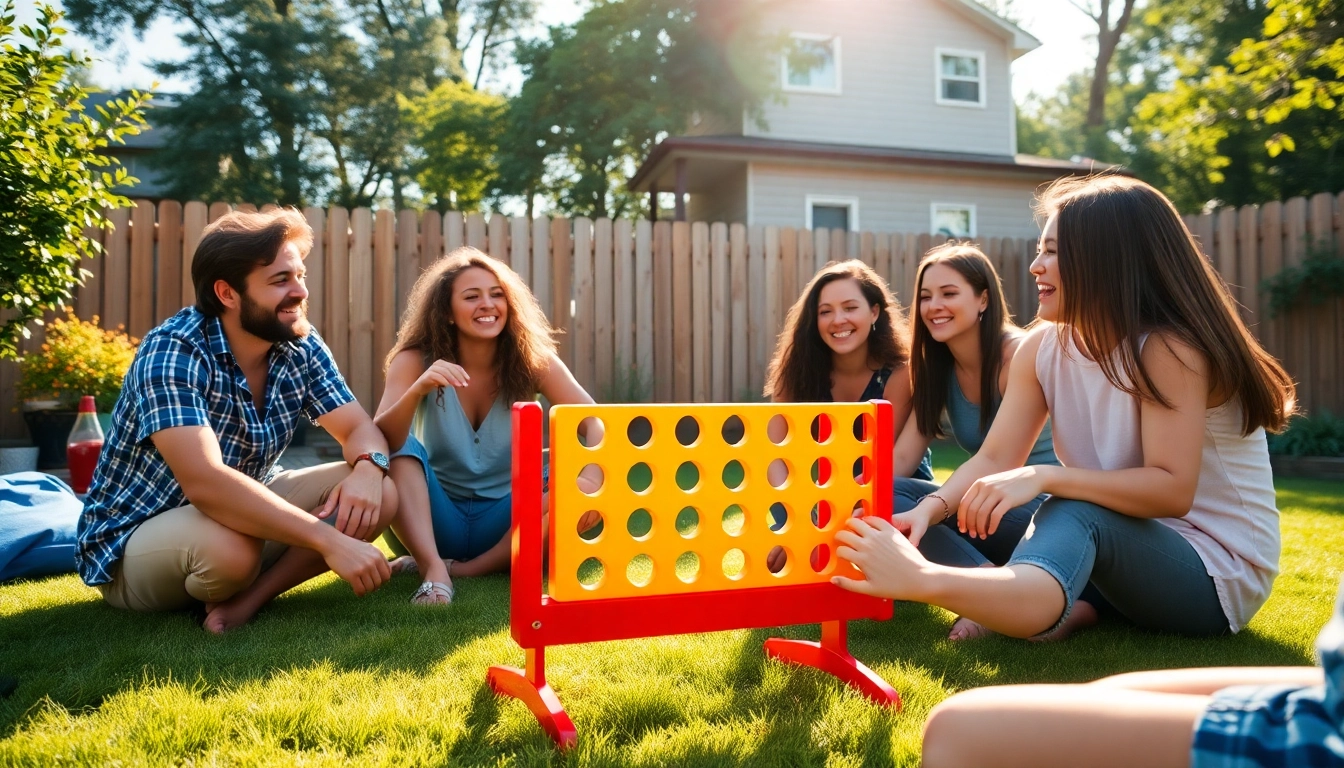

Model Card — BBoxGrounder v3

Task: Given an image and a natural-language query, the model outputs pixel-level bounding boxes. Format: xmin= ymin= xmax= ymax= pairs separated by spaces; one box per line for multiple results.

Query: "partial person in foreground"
xmin=374 ymin=248 xmax=600 ymax=605
xmin=920 ymin=576 xmax=1342 ymax=768
xmin=834 ymin=174 xmax=1295 ymax=640
xmin=891 ymin=243 xmax=1067 ymax=641
xmin=77 ymin=209 xmax=399 ymax=633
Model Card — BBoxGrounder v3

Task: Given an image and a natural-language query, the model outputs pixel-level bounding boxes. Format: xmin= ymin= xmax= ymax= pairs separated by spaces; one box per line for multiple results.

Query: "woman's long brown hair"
xmin=909 ymin=244 xmax=1015 ymax=438
xmin=385 ymin=247 xmax=558 ymax=405
xmin=1037 ymin=174 xmax=1295 ymax=434
xmin=764 ymin=259 xmax=911 ymax=402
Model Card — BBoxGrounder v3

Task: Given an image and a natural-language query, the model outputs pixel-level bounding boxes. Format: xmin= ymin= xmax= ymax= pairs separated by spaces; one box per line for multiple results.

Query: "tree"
xmin=0 ymin=1 xmax=148 ymax=359
xmin=402 ymin=80 xmax=506 ymax=211
xmin=1130 ymin=0 xmax=1344 ymax=209
xmin=491 ymin=0 xmax=780 ymax=218
xmin=1070 ymin=0 xmax=1139 ymax=157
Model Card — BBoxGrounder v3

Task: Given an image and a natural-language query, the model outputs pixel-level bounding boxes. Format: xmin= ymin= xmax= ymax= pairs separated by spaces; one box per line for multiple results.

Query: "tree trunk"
xmin=1084 ymin=0 xmax=1137 ymax=130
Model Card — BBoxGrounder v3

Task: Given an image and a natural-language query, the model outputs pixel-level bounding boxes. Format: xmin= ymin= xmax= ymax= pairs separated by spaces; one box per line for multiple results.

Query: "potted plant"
xmin=17 ymin=312 xmax=137 ymax=469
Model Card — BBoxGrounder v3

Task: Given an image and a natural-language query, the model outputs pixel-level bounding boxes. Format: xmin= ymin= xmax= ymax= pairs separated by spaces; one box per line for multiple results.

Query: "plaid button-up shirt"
xmin=76 ymin=307 xmax=355 ymax=586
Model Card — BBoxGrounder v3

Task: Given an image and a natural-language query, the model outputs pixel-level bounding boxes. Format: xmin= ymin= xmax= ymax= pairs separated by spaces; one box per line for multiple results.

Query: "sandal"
xmin=410 ymin=580 xmax=454 ymax=606
xmin=388 ymin=555 xmax=418 ymax=575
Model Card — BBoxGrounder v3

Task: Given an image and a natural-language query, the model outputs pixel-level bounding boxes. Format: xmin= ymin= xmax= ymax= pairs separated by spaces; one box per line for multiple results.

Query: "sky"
xmin=18 ymin=0 xmax=1098 ymax=102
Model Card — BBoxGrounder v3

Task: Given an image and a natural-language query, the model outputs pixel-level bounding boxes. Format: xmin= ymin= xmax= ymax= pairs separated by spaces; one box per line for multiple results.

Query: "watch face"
xmin=370 ymin=451 xmax=390 ymax=470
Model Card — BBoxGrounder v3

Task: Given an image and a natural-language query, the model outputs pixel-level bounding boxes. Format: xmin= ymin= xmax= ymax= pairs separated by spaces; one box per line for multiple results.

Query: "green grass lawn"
xmin=2 ymin=447 xmax=1342 ymax=766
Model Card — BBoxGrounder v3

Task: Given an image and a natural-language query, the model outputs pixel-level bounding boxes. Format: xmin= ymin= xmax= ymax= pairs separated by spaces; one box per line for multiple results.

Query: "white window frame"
xmin=782 ymin=33 xmax=842 ymax=96
xmin=806 ymin=195 xmax=860 ymax=231
xmin=934 ymin=47 xmax=986 ymax=108
xmin=930 ymin=202 xmax=977 ymax=239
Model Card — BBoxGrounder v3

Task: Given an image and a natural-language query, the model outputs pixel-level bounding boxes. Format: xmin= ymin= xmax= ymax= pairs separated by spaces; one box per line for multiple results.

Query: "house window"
xmin=935 ymin=48 xmax=985 ymax=107
xmin=806 ymin=195 xmax=859 ymax=231
xmin=783 ymin=34 xmax=841 ymax=94
xmin=931 ymin=203 xmax=976 ymax=238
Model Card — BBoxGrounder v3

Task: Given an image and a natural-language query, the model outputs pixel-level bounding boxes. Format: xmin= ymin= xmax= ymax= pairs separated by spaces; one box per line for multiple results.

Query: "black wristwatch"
xmin=352 ymin=451 xmax=390 ymax=475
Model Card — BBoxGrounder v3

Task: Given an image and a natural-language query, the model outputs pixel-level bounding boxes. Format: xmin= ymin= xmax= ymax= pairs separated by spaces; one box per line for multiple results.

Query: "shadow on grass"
xmin=0 ymin=571 xmax=510 ymax=738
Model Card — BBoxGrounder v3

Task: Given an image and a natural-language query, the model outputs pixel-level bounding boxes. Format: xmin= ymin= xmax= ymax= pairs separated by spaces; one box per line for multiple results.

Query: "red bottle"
xmin=67 ymin=395 xmax=105 ymax=494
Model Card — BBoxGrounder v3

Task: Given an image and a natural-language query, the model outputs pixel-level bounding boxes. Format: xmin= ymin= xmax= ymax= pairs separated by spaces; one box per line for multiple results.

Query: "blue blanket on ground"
xmin=0 ymin=472 xmax=82 ymax=582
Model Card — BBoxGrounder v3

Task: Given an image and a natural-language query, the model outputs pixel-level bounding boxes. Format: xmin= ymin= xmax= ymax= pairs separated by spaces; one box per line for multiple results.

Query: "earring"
xmin=871 ymin=322 xmax=877 ymax=333
xmin=977 ymin=311 xmax=984 ymax=322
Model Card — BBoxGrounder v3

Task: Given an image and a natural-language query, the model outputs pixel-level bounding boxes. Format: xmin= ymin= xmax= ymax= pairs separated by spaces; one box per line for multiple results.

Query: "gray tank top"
xmin=947 ymin=373 xmax=1058 ymax=466
xmin=413 ymin=385 xmax=513 ymax=499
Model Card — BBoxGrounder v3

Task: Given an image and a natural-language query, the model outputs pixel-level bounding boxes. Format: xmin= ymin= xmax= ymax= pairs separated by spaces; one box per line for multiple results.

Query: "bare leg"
xmin=922 ymin=684 xmax=1209 ymax=768
xmin=204 ymin=476 xmax=399 ymax=632
xmin=1091 ymin=666 xmax=1323 ymax=695
xmin=1030 ymin=599 xmax=1099 ymax=642
xmin=384 ymin=457 xmax=451 ymax=598
xmin=917 ymin=563 xmax=1068 ymax=638
xmin=947 ymin=563 xmax=996 ymax=641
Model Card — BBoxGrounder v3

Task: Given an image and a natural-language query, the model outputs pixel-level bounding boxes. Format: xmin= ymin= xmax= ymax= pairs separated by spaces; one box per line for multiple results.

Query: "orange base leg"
xmin=763 ymin=620 xmax=901 ymax=709
xmin=486 ymin=648 xmax=578 ymax=750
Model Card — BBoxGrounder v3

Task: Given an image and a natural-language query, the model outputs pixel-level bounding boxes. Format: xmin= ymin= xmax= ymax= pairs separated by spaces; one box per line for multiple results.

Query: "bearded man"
xmin=77 ymin=209 xmax=398 ymax=633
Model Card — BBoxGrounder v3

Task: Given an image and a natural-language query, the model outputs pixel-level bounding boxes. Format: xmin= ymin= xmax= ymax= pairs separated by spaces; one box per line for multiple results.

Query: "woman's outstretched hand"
xmin=832 ymin=515 xmax=934 ymax=601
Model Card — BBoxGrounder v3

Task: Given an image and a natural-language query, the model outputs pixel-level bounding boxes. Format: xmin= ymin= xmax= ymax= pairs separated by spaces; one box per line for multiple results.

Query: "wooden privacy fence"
xmin=1 ymin=192 xmax=1339 ymax=440
xmin=1182 ymin=190 xmax=1344 ymax=418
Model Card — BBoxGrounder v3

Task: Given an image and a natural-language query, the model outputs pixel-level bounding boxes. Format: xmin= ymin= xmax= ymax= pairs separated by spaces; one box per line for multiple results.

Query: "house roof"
xmin=941 ymin=0 xmax=1041 ymax=59
xmin=629 ymin=135 xmax=1115 ymax=193
xmin=80 ymin=92 xmax=179 ymax=150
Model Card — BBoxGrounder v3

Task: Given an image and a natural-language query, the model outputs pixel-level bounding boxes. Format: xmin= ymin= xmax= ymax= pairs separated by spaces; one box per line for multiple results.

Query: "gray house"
xmin=84 ymin=92 xmax=176 ymax=200
xmin=629 ymin=0 xmax=1098 ymax=238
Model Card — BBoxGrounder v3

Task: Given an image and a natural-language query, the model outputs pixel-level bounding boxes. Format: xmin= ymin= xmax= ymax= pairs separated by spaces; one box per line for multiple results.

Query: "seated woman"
xmin=763 ymin=259 xmax=932 ymax=479
xmin=763 ymin=260 xmax=930 ymax=572
xmin=374 ymin=247 xmax=598 ymax=605
xmin=919 ymin=578 xmax=1340 ymax=767
xmin=892 ymin=243 xmax=1068 ymax=640
xmin=833 ymin=174 xmax=1294 ymax=641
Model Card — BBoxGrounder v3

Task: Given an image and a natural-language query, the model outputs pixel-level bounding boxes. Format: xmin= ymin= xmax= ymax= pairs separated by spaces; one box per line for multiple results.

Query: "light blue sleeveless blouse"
xmin=947 ymin=374 xmax=1058 ymax=466
xmin=412 ymin=385 xmax=513 ymax=499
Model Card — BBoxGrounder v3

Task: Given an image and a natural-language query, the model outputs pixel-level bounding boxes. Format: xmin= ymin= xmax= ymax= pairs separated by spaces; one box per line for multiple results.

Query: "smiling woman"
xmin=372 ymin=247 xmax=600 ymax=606
xmin=760 ymin=260 xmax=934 ymax=572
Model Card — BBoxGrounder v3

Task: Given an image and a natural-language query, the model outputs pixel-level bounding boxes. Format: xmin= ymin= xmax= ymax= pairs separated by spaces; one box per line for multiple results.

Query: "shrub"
xmin=17 ymin=312 xmax=138 ymax=411
xmin=0 ymin=1 xmax=149 ymax=359
xmin=1268 ymin=412 xmax=1344 ymax=458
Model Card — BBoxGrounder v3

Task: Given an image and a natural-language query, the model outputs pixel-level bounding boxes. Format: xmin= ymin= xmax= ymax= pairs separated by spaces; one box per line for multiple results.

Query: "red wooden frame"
xmin=486 ymin=401 xmax=900 ymax=749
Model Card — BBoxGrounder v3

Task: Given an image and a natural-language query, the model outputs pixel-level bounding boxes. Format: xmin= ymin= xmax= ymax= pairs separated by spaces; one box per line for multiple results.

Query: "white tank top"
xmin=1035 ymin=328 xmax=1279 ymax=632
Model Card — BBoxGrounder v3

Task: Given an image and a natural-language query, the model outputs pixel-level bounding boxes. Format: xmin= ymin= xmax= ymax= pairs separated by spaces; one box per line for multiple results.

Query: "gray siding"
xmin=748 ymin=0 xmax=1015 ymax=155
xmin=749 ymin=162 xmax=1045 ymax=238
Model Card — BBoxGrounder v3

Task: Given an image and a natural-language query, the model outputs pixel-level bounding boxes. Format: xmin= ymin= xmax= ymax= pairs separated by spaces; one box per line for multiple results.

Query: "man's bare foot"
xmin=1030 ymin=600 xmax=1099 ymax=643
xmin=202 ymin=594 xmax=266 ymax=634
xmin=948 ymin=616 xmax=994 ymax=641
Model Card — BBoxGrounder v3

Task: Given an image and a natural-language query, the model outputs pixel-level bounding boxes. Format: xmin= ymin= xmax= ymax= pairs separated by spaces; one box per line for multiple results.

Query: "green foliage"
xmin=1260 ymin=240 xmax=1344 ymax=317
xmin=16 ymin=311 xmax=138 ymax=411
xmin=402 ymin=80 xmax=506 ymax=212
xmin=1128 ymin=0 xmax=1344 ymax=211
xmin=493 ymin=0 xmax=781 ymax=218
xmin=1269 ymin=412 xmax=1344 ymax=457
xmin=0 ymin=1 xmax=147 ymax=361
xmin=1020 ymin=0 xmax=1344 ymax=213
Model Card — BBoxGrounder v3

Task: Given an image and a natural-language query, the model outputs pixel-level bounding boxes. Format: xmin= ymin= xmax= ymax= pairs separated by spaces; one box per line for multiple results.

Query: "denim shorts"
xmin=383 ymin=434 xmax=546 ymax=562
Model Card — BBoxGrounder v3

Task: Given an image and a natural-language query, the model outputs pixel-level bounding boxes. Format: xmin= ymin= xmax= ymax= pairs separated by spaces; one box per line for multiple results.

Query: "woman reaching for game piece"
xmin=833 ymin=174 xmax=1295 ymax=641
xmin=374 ymin=248 xmax=599 ymax=605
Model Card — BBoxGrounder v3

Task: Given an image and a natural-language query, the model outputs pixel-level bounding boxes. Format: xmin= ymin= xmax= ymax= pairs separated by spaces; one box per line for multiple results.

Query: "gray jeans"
xmin=894 ymin=477 xmax=1041 ymax=567
xmin=1008 ymin=497 xmax=1229 ymax=636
